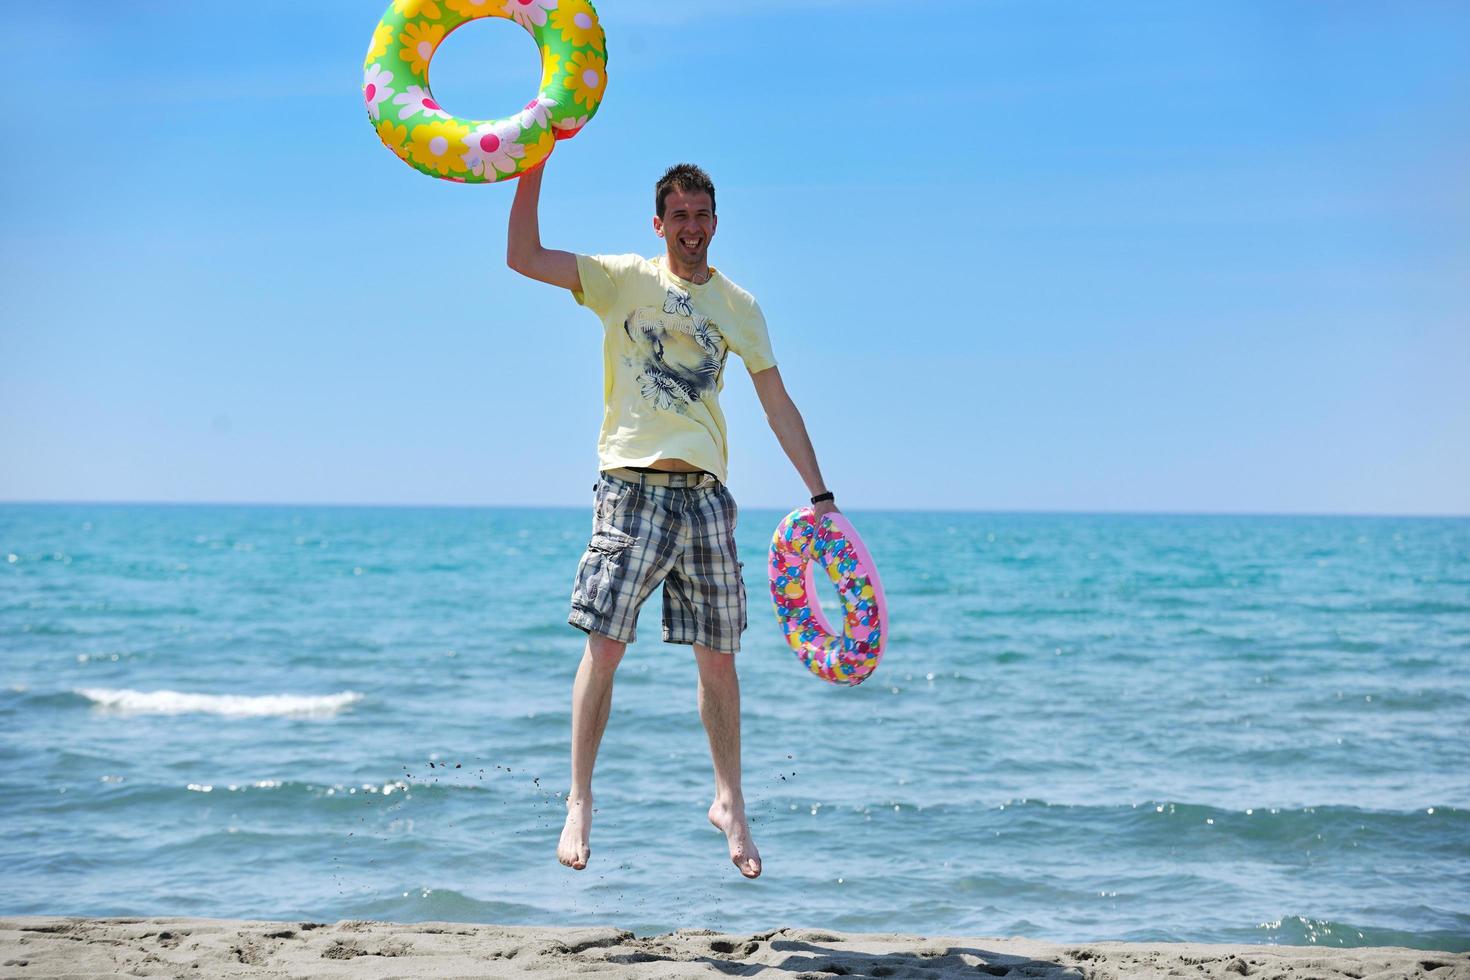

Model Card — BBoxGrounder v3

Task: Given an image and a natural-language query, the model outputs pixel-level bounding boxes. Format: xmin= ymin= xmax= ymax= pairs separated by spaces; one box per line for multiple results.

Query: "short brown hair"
xmin=655 ymin=163 xmax=716 ymax=218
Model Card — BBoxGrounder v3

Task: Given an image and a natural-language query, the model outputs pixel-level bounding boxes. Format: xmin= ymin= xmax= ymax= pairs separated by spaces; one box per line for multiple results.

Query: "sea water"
xmin=2 ymin=503 xmax=1467 ymax=950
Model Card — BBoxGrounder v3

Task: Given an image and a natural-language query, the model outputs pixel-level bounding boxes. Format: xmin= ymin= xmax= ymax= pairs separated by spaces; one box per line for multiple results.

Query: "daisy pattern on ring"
xmin=398 ymin=21 xmax=445 ymax=75
xmin=377 ymin=120 xmax=410 ymax=160
xmin=364 ymin=22 xmax=394 ymax=69
xmin=520 ymin=129 xmax=554 ymax=170
xmin=518 ymin=97 xmax=556 ymax=131
xmin=565 ymin=50 xmax=606 ymax=109
xmin=408 ymin=119 xmax=470 ymax=175
xmin=550 ymin=0 xmax=602 ymax=50
xmin=540 ymin=45 xmax=561 ymax=90
xmin=393 ymin=84 xmax=450 ymax=120
xmin=363 ymin=64 xmax=394 ymax=120
xmin=392 ymin=0 xmax=442 ymax=18
xmin=462 ymin=120 xmax=525 ymax=177
xmin=444 ymin=0 xmax=496 ymax=14
xmin=502 ymin=0 xmax=557 ymax=30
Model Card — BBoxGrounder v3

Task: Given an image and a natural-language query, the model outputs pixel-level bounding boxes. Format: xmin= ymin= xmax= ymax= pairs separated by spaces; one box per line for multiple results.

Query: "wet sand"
xmin=2 ymin=916 xmax=1466 ymax=978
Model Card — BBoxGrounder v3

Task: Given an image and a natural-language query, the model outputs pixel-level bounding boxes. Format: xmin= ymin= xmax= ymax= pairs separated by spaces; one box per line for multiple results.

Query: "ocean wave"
xmin=1252 ymin=914 xmax=1470 ymax=952
xmin=73 ymin=687 xmax=362 ymax=718
xmin=352 ymin=886 xmax=550 ymax=925
xmin=805 ymin=798 xmax=1469 ymax=853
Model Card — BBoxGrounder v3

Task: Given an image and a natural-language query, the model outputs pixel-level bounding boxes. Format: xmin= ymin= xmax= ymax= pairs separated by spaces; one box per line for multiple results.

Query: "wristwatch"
xmin=810 ymin=491 xmax=834 ymax=504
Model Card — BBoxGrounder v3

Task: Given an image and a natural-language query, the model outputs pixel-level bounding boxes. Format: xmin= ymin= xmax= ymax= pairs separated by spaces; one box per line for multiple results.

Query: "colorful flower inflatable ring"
xmin=769 ymin=508 xmax=889 ymax=687
xmin=363 ymin=0 xmax=607 ymax=183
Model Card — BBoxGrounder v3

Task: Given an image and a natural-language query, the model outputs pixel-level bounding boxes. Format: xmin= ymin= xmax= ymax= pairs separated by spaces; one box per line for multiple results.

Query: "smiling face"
xmin=653 ymin=188 xmax=718 ymax=278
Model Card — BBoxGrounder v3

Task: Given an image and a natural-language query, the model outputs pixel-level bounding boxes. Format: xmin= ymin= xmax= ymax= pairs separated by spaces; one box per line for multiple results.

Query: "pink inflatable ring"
xmin=768 ymin=508 xmax=888 ymax=686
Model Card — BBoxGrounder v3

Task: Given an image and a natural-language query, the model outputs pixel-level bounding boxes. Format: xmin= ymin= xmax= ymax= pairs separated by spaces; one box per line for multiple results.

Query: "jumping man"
xmin=505 ymin=160 xmax=838 ymax=879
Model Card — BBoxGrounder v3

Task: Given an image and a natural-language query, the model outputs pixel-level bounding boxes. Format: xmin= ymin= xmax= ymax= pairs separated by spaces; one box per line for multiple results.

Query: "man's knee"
xmin=694 ymin=643 xmax=738 ymax=677
xmin=586 ymin=632 xmax=627 ymax=670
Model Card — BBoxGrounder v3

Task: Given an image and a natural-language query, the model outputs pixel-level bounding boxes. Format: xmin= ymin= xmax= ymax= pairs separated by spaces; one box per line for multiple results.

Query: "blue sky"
xmin=2 ymin=1 xmax=1467 ymax=514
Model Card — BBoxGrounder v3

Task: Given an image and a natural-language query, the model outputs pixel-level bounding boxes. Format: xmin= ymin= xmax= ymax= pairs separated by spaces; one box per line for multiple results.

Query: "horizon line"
xmin=2 ymin=498 xmax=1467 ymax=521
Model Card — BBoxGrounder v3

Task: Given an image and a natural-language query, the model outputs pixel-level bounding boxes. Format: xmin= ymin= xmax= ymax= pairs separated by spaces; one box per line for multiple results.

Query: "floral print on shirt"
xmin=622 ymin=288 xmax=729 ymax=414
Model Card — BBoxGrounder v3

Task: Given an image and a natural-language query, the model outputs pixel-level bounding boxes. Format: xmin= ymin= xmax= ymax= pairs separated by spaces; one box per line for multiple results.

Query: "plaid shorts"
xmin=568 ymin=470 xmax=748 ymax=654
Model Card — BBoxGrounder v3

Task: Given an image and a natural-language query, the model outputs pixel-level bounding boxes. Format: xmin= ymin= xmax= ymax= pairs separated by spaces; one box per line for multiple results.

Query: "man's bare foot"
xmin=558 ymin=796 xmax=592 ymax=870
xmin=708 ymin=797 xmax=761 ymax=878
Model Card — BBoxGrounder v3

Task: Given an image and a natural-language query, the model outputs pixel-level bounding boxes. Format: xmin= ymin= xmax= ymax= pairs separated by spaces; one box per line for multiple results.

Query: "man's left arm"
xmin=750 ymin=366 xmax=839 ymax=519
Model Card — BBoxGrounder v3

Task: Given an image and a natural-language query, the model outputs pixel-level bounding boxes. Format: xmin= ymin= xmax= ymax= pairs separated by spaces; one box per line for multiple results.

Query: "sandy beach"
xmin=1 ymin=917 xmax=1464 ymax=979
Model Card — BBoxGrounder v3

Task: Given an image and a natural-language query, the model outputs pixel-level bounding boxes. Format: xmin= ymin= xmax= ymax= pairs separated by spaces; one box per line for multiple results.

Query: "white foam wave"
xmin=75 ymin=688 xmax=363 ymax=718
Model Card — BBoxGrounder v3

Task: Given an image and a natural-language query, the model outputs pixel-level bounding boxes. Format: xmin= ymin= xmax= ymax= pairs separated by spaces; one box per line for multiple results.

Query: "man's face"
xmin=654 ymin=188 xmax=717 ymax=269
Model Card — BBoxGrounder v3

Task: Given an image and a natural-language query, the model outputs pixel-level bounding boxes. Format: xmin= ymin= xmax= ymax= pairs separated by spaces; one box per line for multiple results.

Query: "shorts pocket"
xmin=736 ymin=559 xmax=748 ymax=630
xmin=595 ymin=482 xmax=630 ymax=527
xmin=577 ymin=525 xmax=635 ymax=615
xmin=590 ymin=525 xmax=634 ymax=554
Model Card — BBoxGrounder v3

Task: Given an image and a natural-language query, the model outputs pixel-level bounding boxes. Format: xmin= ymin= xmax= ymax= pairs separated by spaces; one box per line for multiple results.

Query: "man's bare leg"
xmin=694 ymin=643 xmax=762 ymax=879
xmin=559 ymin=632 xmax=625 ymax=870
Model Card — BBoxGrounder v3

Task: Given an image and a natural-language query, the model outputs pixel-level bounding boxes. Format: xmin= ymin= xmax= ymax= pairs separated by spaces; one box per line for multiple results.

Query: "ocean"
xmin=2 ymin=502 xmax=1467 ymax=951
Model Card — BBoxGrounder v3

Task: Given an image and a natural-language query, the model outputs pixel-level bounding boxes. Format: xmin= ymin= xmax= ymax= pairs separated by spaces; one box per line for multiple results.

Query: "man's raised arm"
xmin=506 ymin=162 xmax=582 ymax=292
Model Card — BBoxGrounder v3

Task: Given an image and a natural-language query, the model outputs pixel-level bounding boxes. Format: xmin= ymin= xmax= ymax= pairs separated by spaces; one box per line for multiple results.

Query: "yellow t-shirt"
xmin=571 ymin=253 xmax=777 ymax=484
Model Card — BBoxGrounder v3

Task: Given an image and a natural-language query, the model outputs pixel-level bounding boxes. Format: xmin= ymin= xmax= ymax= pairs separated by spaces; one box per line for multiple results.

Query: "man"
xmin=505 ymin=160 xmax=837 ymax=879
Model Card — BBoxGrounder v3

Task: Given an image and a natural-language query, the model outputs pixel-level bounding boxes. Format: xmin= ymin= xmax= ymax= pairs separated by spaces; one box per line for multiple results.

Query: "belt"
xmin=603 ymin=466 xmax=721 ymax=489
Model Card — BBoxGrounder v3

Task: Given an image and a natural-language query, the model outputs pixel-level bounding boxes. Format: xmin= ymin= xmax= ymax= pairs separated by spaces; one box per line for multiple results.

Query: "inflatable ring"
xmin=769 ymin=508 xmax=888 ymax=687
xmin=363 ymin=0 xmax=607 ymax=183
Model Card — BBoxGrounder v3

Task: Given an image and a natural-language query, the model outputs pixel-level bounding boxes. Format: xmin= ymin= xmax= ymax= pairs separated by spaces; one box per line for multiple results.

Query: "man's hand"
xmin=506 ymin=161 xmax=582 ymax=291
xmin=812 ymin=499 xmax=840 ymax=521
